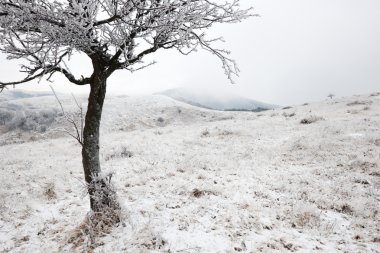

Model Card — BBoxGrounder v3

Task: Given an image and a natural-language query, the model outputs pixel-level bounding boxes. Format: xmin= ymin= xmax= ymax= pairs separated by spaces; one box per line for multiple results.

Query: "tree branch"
xmin=0 ymin=71 xmax=45 ymax=88
xmin=52 ymin=67 xmax=92 ymax=85
xmin=1 ymin=0 xmax=252 ymax=83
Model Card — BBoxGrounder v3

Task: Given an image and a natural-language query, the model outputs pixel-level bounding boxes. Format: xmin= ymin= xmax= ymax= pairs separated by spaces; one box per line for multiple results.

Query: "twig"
xmin=50 ymin=86 xmax=84 ymax=146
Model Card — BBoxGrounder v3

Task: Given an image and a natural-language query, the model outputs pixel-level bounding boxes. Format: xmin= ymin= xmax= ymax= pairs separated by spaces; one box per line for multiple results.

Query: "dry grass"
xmin=218 ymin=129 xmax=234 ymax=136
xmin=191 ymin=188 xmax=217 ymax=198
xmin=201 ymin=129 xmax=210 ymax=137
xmin=334 ymin=204 xmax=354 ymax=215
xmin=192 ymin=188 xmax=205 ymax=198
xmin=61 ymin=173 xmax=122 ymax=251
xmin=294 ymin=211 xmax=321 ymax=228
xmin=347 ymin=100 xmax=372 ymax=106
xmin=43 ymin=183 xmax=57 ymax=200
xmin=283 ymin=112 xmax=296 ymax=118
xmin=104 ymin=146 xmax=133 ymax=161
xmin=347 ymin=109 xmax=359 ymax=114
xmin=300 ymin=116 xmax=324 ymax=124
xmin=65 ymin=207 xmax=121 ymax=252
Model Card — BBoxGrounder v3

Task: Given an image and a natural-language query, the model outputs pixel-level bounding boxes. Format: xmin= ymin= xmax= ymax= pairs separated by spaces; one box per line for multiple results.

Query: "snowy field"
xmin=0 ymin=91 xmax=379 ymax=252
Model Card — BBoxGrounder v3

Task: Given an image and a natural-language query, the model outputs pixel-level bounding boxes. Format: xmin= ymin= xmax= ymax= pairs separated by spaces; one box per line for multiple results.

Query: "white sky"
xmin=1 ymin=0 xmax=380 ymax=105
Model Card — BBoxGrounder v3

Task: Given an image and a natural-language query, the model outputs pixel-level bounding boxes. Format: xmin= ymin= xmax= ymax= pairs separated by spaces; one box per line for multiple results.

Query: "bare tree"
xmin=0 ymin=0 xmax=252 ymax=212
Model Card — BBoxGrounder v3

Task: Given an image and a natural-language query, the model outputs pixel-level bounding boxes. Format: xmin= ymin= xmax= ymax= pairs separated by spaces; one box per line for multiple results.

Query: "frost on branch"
xmin=0 ymin=0 xmax=253 ymax=88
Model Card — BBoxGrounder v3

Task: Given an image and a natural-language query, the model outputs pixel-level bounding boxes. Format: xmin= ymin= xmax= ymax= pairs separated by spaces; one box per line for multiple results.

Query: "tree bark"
xmin=82 ymin=74 xmax=106 ymax=178
xmin=81 ymin=64 xmax=118 ymax=211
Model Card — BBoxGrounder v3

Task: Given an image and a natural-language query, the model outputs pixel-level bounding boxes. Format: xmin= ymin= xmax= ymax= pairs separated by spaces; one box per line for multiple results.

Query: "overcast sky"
xmin=1 ymin=0 xmax=380 ymax=105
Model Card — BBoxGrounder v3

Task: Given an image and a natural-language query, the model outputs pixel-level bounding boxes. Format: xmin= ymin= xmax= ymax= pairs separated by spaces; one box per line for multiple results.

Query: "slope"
xmin=0 ymin=91 xmax=379 ymax=252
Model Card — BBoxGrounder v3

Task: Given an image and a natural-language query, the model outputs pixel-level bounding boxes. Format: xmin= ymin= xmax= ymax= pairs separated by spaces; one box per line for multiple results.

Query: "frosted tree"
xmin=0 ymin=0 xmax=251 ymax=212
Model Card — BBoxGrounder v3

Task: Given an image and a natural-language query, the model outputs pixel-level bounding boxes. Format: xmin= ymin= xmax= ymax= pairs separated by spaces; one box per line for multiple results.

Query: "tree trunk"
xmin=82 ymin=73 xmax=105 ymax=181
xmin=82 ymin=70 xmax=117 ymax=212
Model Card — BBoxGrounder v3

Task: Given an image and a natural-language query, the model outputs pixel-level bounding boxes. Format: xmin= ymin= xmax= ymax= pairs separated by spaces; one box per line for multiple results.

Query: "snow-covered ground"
xmin=0 ymin=91 xmax=379 ymax=252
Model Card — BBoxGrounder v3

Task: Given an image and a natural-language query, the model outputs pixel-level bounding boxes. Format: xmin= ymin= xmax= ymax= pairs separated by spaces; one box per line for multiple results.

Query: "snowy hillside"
xmin=158 ymin=87 xmax=276 ymax=111
xmin=0 ymin=90 xmax=380 ymax=252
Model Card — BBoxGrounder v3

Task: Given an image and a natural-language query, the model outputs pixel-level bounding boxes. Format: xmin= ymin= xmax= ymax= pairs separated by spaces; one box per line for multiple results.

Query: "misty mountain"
xmin=158 ymin=87 xmax=276 ymax=112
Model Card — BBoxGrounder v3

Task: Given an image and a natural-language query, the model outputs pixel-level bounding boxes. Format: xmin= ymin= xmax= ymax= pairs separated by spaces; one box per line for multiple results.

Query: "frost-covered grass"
xmin=0 ymin=91 xmax=379 ymax=252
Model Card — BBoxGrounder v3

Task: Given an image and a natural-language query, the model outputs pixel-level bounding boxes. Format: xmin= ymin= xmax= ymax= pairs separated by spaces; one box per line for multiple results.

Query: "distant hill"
xmin=0 ymin=89 xmax=51 ymax=102
xmin=158 ymin=87 xmax=276 ymax=112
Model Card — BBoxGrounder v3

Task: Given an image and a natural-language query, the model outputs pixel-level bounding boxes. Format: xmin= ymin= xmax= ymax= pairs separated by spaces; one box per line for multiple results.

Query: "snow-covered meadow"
xmin=0 ymin=91 xmax=379 ymax=252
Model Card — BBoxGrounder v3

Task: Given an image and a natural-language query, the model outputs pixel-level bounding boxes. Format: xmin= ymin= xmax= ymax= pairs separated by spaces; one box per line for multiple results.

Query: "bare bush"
xmin=51 ymin=87 xmax=84 ymax=145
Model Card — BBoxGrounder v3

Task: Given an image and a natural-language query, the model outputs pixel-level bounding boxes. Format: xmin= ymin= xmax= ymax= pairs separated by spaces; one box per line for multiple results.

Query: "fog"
xmin=1 ymin=0 xmax=379 ymax=105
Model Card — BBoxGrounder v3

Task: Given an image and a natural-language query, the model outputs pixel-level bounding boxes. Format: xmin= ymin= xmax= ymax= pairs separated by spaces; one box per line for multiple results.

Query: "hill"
xmin=0 ymin=90 xmax=379 ymax=252
xmin=0 ymin=89 xmax=51 ymax=102
xmin=158 ymin=87 xmax=276 ymax=112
